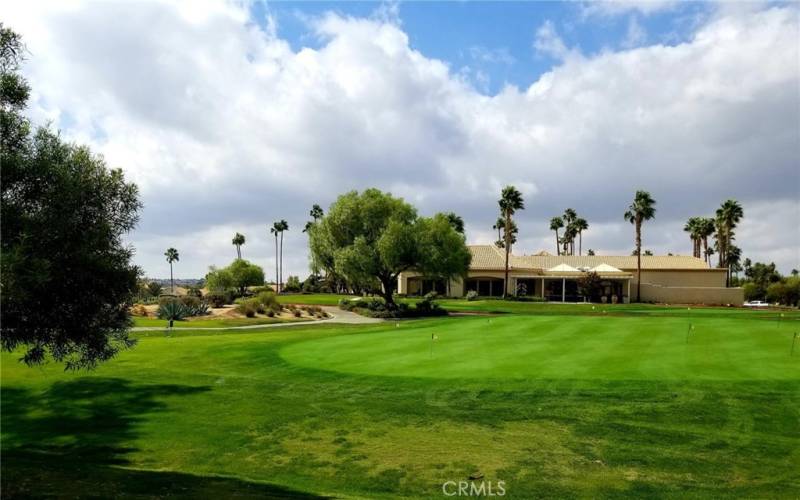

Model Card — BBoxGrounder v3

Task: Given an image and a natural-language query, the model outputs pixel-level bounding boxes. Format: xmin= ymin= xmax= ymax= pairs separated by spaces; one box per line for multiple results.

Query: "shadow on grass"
xmin=2 ymin=377 xmax=327 ymax=499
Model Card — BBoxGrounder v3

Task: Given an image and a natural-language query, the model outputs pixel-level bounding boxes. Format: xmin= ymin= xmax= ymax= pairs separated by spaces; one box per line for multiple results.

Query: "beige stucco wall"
xmin=631 ymin=269 xmax=728 ymax=288
xmin=639 ymin=283 xmax=744 ymax=306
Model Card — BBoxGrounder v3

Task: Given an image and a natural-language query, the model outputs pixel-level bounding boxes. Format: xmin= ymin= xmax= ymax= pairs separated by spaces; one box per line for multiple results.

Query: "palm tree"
xmin=270 ymin=223 xmax=280 ymax=292
xmin=715 ymin=199 xmax=743 ymax=286
xmin=562 ymin=208 xmax=577 ymax=255
xmin=444 ymin=212 xmax=465 ymax=234
xmin=278 ymin=219 xmax=289 ymax=292
xmin=164 ymin=248 xmax=179 ymax=294
xmin=549 ymin=217 xmax=564 ymax=256
xmin=574 ymin=217 xmax=588 ymax=255
xmin=493 ymin=217 xmax=505 ymax=246
xmin=499 ymin=186 xmax=524 ymax=299
xmin=697 ymin=218 xmax=715 ymax=264
xmin=232 ymin=232 xmax=245 ymax=259
xmin=624 ymin=190 xmax=656 ymax=302
xmin=683 ymin=217 xmax=702 ymax=258
xmin=304 ymin=205 xmax=324 ymax=277
xmin=310 ymin=204 xmax=324 ymax=223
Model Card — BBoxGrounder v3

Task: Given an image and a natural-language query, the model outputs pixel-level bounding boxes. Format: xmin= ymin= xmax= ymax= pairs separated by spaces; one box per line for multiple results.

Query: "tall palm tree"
xmin=278 ymin=219 xmax=289 ymax=292
xmin=574 ymin=217 xmax=588 ymax=256
xmin=304 ymin=205 xmax=324 ymax=277
xmin=715 ymin=199 xmax=743 ymax=286
xmin=549 ymin=217 xmax=564 ymax=256
xmin=562 ymin=208 xmax=577 ymax=255
xmin=683 ymin=217 xmax=702 ymax=258
xmin=310 ymin=204 xmax=324 ymax=223
xmin=493 ymin=217 xmax=505 ymax=246
xmin=624 ymin=190 xmax=656 ymax=302
xmin=697 ymin=217 xmax=715 ymax=264
xmin=499 ymin=186 xmax=524 ymax=299
xmin=164 ymin=248 xmax=179 ymax=294
xmin=270 ymin=223 xmax=280 ymax=292
xmin=232 ymin=232 xmax=245 ymax=259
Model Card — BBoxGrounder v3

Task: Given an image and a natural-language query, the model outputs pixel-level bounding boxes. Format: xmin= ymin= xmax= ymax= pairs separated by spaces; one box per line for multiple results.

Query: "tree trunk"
xmin=379 ymin=275 xmax=397 ymax=308
xmin=170 ymin=263 xmax=174 ymax=295
xmin=274 ymin=235 xmax=279 ymax=293
xmin=702 ymin=237 xmax=708 ymax=264
xmin=503 ymin=213 xmax=511 ymax=299
xmin=555 ymin=230 xmax=560 ymax=256
xmin=636 ymin=218 xmax=642 ymax=303
xmin=579 ymin=231 xmax=582 ymax=256
xmin=279 ymin=232 xmax=284 ymax=293
xmin=236 ymin=246 xmax=241 ymax=260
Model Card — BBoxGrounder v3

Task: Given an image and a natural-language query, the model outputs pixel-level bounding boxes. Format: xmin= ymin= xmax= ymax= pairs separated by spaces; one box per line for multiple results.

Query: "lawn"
xmin=3 ymin=310 xmax=799 ymax=498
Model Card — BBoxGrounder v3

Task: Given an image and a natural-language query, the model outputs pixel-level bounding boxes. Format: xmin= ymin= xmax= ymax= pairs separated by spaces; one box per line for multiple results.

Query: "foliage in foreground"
xmin=0 ymin=25 xmax=141 ymax=369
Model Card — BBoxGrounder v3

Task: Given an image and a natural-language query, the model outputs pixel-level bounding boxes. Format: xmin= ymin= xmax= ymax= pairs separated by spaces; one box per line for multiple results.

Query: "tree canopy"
xmin=1 ymin=25 xmax=142 ymax=369
xmin=309 ymin=189 xmax=471 ymax=307
xmin=205 ymin=259 xmax=265 ymax=296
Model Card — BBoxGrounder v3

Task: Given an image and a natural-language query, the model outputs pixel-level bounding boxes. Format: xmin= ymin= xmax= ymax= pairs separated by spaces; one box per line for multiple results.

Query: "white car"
xmin=743 ymin=300 xmax=769 ymax=308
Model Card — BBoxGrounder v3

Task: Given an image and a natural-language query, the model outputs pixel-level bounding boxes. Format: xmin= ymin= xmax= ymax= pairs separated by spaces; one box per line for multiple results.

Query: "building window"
xmin=465 ymin=277 xmax=504 ymax=297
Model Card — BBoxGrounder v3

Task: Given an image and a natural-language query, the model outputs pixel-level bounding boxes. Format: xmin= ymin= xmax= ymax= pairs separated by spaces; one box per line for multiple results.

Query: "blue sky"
xmin=7 ymin=1 xmax=799 ymax=277
xmin=256 ymin=1 xmax=712 ymax=94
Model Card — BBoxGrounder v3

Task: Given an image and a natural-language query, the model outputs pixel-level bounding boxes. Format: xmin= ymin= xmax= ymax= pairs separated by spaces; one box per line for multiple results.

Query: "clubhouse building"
xmin=398 ymin=245 xmax=744 ymax=305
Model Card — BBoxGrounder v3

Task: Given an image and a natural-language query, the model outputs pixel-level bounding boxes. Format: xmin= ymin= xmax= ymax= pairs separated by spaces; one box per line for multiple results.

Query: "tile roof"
xmin=467 ymin=245 xmax=713 ymax=271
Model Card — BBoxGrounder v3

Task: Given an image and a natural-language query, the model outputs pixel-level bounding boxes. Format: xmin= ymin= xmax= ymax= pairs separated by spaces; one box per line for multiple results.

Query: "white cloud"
xmin=622 ymin=15 xmax=647 ymax=48
xmin=533 ymin=20 xmax=580 ymax=60
xmin=5 ymin=2 xmax=799 ymax=277
xmin=581 ymin=0 xmax=677 ymax=18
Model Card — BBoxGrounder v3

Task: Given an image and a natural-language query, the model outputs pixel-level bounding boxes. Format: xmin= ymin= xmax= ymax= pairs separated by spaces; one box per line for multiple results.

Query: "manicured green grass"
xmin=3 ymin=313 xmax=799 ymax=498
xmin=277 ymin=293 xmax=360 ymax=306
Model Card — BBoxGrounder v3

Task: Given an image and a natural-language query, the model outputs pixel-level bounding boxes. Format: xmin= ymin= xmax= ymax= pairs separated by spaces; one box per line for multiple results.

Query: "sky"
xmin=5 ymin=0 xmax=799 ymax=279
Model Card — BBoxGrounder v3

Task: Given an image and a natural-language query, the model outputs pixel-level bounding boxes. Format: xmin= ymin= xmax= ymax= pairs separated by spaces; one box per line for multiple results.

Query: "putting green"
xmin=280 ymin=315 xmax=800 ymax=380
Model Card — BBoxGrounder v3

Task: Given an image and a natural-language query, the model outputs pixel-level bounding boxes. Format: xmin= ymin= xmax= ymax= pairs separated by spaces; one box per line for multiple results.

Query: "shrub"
xmin=236 ymin=298 xmax=260 ymax=318
xmin=185 ymin=286 xmax=203 ymax=298
xmin=131 ymin=304 xmax=148 ymax=317
xmin=157 ymin=300 xmax=187 ymax=321
xmin=283 ymin=275 xmax=302 ymax=293
xmin=266 ymin=310 xmax=275 ymax=318
xmin=466 ymin=290 xmax=479 ymax=301
xmin=180 ymin=295 xmax=201 ymax=309
xmin=256 ymin=291 xmax=280 ymax=311
xmin=293 ymin=309 xmax=302 ymax=318
xmin=146 ymin=281 xmax=163 ymax=297
xmin=206 ymin=293 xmax=227 ymax=308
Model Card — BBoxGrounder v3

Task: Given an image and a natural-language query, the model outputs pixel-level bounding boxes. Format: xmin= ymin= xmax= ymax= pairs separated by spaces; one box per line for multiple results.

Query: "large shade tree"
xmin=498 ymin=186 xmax=524 ymax=299
xmin=1 ymin=25 xmax=142 ymax=369
xmin=624 ymin=190 xmax=657 ymax=302
xmin=308 ymin=189 xmax=471 ymax=308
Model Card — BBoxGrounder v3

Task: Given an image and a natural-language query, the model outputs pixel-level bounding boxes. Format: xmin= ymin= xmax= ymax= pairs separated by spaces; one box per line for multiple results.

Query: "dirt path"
xmin=132 ymin=306 xmax=383 ymax=331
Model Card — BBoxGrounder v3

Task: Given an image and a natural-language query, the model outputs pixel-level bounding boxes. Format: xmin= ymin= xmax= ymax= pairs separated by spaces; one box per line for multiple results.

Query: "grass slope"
xmin=3 ymin=312 xmax=799 ymax=498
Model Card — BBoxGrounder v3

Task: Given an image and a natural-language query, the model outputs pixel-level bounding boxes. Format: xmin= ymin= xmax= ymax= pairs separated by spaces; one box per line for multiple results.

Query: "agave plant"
xmin=157 ymin=300 xmax=187 ymax=321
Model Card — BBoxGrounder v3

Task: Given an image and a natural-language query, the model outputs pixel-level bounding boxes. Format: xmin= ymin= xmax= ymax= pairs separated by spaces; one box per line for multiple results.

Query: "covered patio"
xmin=517 ymin=263 xmax=632 ymax=303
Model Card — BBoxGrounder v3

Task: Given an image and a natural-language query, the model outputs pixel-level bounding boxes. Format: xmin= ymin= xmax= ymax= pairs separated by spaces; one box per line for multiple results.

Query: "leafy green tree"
xmin=206 ymin=259 xmax=265 ymax=296
xmin=549 ymin=217 xmax=564 ymax=256
xmin=165 ymin=248 xmax=179 ymax=294
xmin=205 ymin=265 xmax=234 ymax=292
xmin=309 ymin=189 xmax=471 ymax=308
xmin=624 ymin=190 xmax=657 ymax=302
xmin=229 ymin=259 xmax=265 ymax=296
xmin=1 ymin=25 xmax=141 ymax=369
xmin=284 ymin=275 xmax=301 ymax=293
xmin=499 ymin=186 xmax=524 ymax=298
xmin=232 ymin=232 xmax=245 ymax=259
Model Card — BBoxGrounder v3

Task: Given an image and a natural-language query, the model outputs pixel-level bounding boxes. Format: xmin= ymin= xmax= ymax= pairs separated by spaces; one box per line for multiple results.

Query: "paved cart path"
xmin=132 ymin=306 xmax=383 ymax=331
